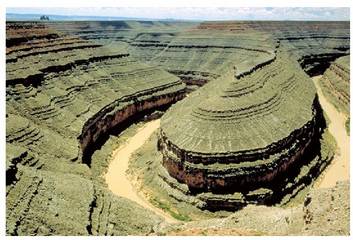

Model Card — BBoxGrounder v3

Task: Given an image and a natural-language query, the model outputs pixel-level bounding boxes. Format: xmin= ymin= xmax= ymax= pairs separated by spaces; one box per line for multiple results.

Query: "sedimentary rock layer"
xmin=129 ymin=29 xmax=276 ymax=88
xmin=153 ymin=21 xmax=349 ymax=209
xmin=159 ymin=50 xmax=322 ymax=196
xmin=6 ymin=20 xmax=350 ymax=233
xmin=6 ymin=22 xmax=186 ymax=165
xmin=6 ymin=22 xmax=185 ymax=235
xmin=320 ymin=55 xmax=350 ymax=114
xmin=50 ymin=21 xmax=349 ymax=87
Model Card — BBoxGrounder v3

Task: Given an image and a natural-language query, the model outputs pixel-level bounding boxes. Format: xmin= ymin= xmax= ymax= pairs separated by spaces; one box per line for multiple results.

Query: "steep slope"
xmin=158 ymin=48 xmax=332 ymax=210
xmin=6 ymin=21 xmax=185 ymax=235
xmin=6 ymin=20 xmax=350 ymax=235
xmin=319 ymin=55 xmax=350 ymax=115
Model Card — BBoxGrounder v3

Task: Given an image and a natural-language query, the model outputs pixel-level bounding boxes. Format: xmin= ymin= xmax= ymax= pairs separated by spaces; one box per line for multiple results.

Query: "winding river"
xmin=104 ymin=119 xmax=179 ymax=223
xmin=104 ymin=75 xmax=350 ymax=223
xmin=312 ymin=76 xmax=350 ymax=188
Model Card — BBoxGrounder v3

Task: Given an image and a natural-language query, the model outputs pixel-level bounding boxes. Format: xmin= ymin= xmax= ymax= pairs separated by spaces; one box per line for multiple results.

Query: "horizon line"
xmin=6 ymin=12 xmax=351 ymax=22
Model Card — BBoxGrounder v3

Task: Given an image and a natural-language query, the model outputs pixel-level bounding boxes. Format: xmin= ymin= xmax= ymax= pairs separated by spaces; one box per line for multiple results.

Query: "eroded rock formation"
xmin=6 ymin=21 xmax=185 ymax=235
xmin=320 ymin=55 xmax=350 ymax=114
xmin=6 ymin=19 xmax=350 ymax=234
xmin=158 ymin=49 xmax=328 ymax=209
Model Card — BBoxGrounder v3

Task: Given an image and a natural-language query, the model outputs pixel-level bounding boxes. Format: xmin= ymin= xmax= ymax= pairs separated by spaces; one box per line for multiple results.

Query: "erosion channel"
xmin=104 ymin=119 xmax=179 ymax=223
xmin=312 ymin=76 xmax=350 ymax=188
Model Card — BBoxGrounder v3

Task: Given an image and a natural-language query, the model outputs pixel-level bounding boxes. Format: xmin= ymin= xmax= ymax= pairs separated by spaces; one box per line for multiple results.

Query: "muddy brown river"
xmin=312 ymin=76 xmax=350 ymax=188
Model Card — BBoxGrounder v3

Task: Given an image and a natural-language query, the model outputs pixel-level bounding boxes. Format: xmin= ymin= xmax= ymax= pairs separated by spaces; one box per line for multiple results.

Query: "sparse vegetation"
xmin=151 ymin=197 xmax=191 ymax=222
xmin=6 ymin=20 xmax=349 ymax=236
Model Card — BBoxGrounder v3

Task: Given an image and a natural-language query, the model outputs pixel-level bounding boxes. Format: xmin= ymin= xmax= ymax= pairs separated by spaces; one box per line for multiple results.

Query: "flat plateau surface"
xmin=104 ymin=119 xmax=178 ymax=223
xmin=312 ymin=76 xmax=350 ymax=188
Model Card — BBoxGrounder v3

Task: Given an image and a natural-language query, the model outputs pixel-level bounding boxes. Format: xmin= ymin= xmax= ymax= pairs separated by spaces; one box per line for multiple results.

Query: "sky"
xmin=7 ymin=7 xmax=350 ymax=21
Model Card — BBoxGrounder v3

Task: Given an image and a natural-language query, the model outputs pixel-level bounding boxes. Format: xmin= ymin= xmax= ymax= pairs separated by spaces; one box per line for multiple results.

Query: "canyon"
xmin=6 ymin=20 xmax=350 ymax=235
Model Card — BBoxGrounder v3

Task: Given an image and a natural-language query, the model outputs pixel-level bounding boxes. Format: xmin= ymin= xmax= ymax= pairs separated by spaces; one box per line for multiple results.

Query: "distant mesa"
xmin=40 ymin=15 xmax=50 ymax=21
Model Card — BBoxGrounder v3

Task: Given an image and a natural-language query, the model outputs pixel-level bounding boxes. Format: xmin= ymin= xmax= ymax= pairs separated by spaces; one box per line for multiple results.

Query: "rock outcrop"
xmin=6 ymin=20 xmax=350 ymax=234
xmin=6 ymin=21 xmax=185 ymax=235
xmin=320 ymin=55 xmax=350 ymax=114
xmin=153 ymin=21 xmax=349 ymax=210
xmin=161 ymin=181 xmax=350 ymax=236
xmin=158 ymin=48 xmax=329 ymax=209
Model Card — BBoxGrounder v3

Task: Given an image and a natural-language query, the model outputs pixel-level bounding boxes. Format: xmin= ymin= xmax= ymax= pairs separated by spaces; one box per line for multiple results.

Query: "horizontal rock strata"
xmin=6 ymin=20 xmax=350 ymax=232
xmin=6 ymin=22 xmax=185 ymax=235
xmin=320 ymin=55 xmax=350 ymax=114
xmin=158 ymin=49 xmax=328 ymax=208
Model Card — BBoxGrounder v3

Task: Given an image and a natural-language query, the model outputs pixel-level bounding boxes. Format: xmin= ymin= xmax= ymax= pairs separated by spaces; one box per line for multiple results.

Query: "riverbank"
xmin=312 ymin=76 xmax=350 ymax=188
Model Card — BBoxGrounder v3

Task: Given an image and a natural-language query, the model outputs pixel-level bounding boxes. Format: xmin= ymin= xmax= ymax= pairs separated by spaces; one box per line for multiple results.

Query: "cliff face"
xmin=6 ymin=20 xmax=350 ymax=234
xmin=158 ymin=49 xmax=324 ymax=200
xmin=6 ymin=22 xmax=186 ymax=165
xmin=52 ymin=20 xmax=349 ymax=87
xmin=272 ymin=22 xmax=349 ymax=76
xmin=79 ymin=91 xmax=185 ymax=165
xmin=129 ymin=29 xmax=276 ymax=90
xmin=159 ymin=118 xmax=319 ymax=192
xmin=6 ymin=22 xmax=185 ymax=235
xmin=152 ymin=21 xmax=349 ymax=210
xmin=319 ymin=55 xmax=350 ymax=114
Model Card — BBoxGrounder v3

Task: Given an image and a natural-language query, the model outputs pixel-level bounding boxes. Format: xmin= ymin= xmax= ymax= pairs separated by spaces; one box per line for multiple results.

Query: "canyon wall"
xmin=320 ymin=55 xmax=350 ymax=114
xmin=159 ymin=50 xmax=323 ymax=198
xmin=6 ymin=20 xmax=349 ymax=233
xmin=6 ymin=21 xmax=185 ymax=235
